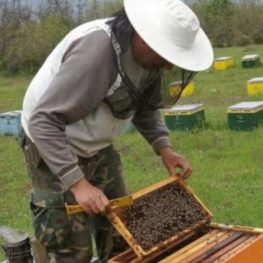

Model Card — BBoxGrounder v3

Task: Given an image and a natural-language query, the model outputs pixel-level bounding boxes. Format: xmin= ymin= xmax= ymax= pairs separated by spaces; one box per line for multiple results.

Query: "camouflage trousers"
xmin=22 ymin=135 xmax=128 ymax=263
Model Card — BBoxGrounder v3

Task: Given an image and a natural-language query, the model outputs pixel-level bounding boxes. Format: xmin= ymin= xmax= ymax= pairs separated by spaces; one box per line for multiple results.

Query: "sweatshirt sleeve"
xmin=132 ymin=109 xmax=171 ymax=154
xmin=132 ymin=76 xmax=172 ymax=154
xmin=28 ymin=30 xmax=118 ymax=190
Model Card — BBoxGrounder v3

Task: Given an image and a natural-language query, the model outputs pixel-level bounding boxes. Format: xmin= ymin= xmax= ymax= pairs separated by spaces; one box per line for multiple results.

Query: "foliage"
xmin=85 ymin=0 xmax=122 ymax=20
xmin=193 ymin=0 xmax=234 ymax=47
xmin=193 ymin=0 xmax=263 ymax=47
xmin=2 ymin=15 xmax=70 ymax=73
xmin=0 ymin=0 xmax=31 ymax=71
xmin=0 ymin=0 xmax=263 ymax=73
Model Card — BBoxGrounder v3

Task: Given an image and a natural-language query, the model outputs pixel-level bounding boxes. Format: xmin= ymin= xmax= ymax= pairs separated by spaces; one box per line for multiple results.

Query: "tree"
xmin=193 ymin=0 xmax=236 ymax=47
xmin=75 ymin=0 xmax=87 ymax=24
xmin=85 ymin=0 xmax=122 ymax=21
xmin=39 ymin=0 xmax=74 ymax=26
xmin=3 ymin=14 xmax=70 ymax=72
xmin=0 ymin=0 xmax=31 ymax=70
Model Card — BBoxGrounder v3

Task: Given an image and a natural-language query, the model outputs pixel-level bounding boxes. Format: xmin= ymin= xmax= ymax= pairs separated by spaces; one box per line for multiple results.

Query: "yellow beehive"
xmin=214 ymin=56 xmax=234 ymax=71
xmin=182 ymin=81 xmax=195 ymax=97
xmin=247 ymin=77 xmax=263 ymax=95
xmin=169 ymin=81 xmax=195 ymax=97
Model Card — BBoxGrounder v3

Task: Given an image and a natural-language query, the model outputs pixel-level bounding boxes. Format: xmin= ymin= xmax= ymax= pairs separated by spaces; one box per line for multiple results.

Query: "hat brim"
xmin=124 ymin=0 xmax=214 ymax=71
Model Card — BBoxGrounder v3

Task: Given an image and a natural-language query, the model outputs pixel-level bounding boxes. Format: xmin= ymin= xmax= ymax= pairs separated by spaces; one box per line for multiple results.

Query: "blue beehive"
xmin=121 ymin=121 xmax=136 ymax=134
xmin=0 ymin=110 xmax=22 ymax=136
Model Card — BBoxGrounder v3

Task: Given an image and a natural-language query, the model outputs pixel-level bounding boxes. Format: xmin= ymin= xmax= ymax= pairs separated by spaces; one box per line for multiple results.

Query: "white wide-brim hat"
xmin=124 ymin=0 xmax=214 ymax=71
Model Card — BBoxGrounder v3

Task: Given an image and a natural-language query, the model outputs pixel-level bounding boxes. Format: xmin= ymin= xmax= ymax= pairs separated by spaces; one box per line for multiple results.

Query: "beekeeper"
xmin=20 ymin=0 xmax=213 ymax=262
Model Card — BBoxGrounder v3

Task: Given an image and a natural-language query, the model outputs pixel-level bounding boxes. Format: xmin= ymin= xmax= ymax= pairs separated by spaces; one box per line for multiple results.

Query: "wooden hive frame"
xmin=106 ymin=176 xmax=212 ymax=259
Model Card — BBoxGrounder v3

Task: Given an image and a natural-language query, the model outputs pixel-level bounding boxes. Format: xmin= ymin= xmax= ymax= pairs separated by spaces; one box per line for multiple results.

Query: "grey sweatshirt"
xmin=22 ymin=19 xmax=171 ymax=190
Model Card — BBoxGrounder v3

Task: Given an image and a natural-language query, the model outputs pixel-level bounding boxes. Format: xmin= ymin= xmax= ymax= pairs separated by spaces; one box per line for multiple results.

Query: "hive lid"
xmin=107 ymin=176 xmax=212 ymax=259
xmin=169 ymin=80 xmax=183 ymax=86
xmin=0 ymin=110 xmax=22 ymax=117
xmin=215 ymin=56 xmax=232 ymax=61
xmin=227 ymin=101 xmax=263 ymax=113
xmin=169 ymin=80 xmax=194 ymax=86
xmin=164 ymin=104 xmax=204 ymax=115
xmin=242 ymin=54 xmax=259 ymax=61
xmin=248 ymin=77 xmax=263 ymax=83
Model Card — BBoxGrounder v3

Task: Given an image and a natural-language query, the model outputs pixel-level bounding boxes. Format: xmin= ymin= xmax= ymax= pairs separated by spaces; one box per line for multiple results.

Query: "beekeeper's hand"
xmin=159 ymin=147 xmax=192 ymax=180
xmin=70 ymin=178 xmax=109 ymax=214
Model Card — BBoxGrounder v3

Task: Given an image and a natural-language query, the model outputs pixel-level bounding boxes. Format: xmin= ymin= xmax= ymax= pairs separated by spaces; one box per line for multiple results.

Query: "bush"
xmin=1 ymin=0 xmax=263 ymax=72
xmin=3 ymin=15 xmax=70 ymax=73
xmin=234 ymin=32 xmax=254 ymax=47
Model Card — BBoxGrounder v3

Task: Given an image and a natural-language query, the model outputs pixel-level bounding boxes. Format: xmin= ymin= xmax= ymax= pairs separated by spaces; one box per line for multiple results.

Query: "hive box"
xmin=214 ymin=56 xmax=234 ymax=71
xmin=242 ymin=54 xmax=261 ymax=68
xmin=109 ymin=224 xmax=263 ymax=263
xmin=121 ymin=121 xmax=135 ymax=134
xmin=227 ymin=101 xmax=263 ymax=130
xmin=164 ymin=104 xmax=205 ymax=131
xmin=247 ymin=77 xmax=263 ymax=96
xmin=169 ymin=81 xmax=195 ymax=98
xmin=0 ymin=110 xmax=22 ymax=136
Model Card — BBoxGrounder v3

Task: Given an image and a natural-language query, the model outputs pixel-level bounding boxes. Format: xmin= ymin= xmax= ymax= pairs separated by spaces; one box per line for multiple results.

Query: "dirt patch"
xmin=120 ymin=182 xmax=209 ymax=251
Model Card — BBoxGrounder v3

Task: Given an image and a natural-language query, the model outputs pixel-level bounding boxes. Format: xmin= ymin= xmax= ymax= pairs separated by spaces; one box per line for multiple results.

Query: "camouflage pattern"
xmin=22 ymin=136 xmax=128 ymax=263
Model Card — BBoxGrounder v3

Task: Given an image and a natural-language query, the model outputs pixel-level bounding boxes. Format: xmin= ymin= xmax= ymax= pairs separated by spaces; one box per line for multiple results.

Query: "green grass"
xmin=1 ymin=45 xmax=263 ymax=260
xmin=0 ymin=74 xmax=33 ymax=260
xmin=0 ymin=74 xmax=30 ymax=113
xmin=116 ymin=128 xmax=263 ymax=228
xmin=0 ymin=137 xmax=32 ymax=231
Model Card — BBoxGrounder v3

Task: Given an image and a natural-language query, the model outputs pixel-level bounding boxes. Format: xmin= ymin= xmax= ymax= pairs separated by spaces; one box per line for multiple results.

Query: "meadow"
xmin=1 ymin=45 xmax=263 ymax=260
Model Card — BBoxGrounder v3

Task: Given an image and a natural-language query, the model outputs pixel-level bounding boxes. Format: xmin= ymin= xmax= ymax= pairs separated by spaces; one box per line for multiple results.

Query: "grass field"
xmin=1 ymin=45 xmax=263 ymax=260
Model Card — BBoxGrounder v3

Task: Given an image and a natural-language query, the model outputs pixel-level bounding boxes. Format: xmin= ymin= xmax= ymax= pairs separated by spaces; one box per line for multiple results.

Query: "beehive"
xmin=227 ymin=101 xmax=263 ymax=130
xmin=121 ymin=121 xmax=135 ymax=134
xmin=107 ymin=176 xmax=212 ymax=259
xmin=169 ymin=81 xmax=195 ymax=98
xmin=214 ymin=56 xmax=234 ymax=71
xmin=247 ymin=77 xmax=263 ymax=96
xmin=242 ymin=54 xmax=261 ymax=68
xmin=164 ymin=104 xmax=205 ymax=131
xmin=109 ymin=224 xmax=263 ymax=263
xmin=0 ymin=110 xmax=22 ymax=136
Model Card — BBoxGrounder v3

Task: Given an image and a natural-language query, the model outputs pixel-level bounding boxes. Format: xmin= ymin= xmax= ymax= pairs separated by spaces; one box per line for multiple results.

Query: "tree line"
xmin=0 ymin=0 xmax=262 ymax=73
